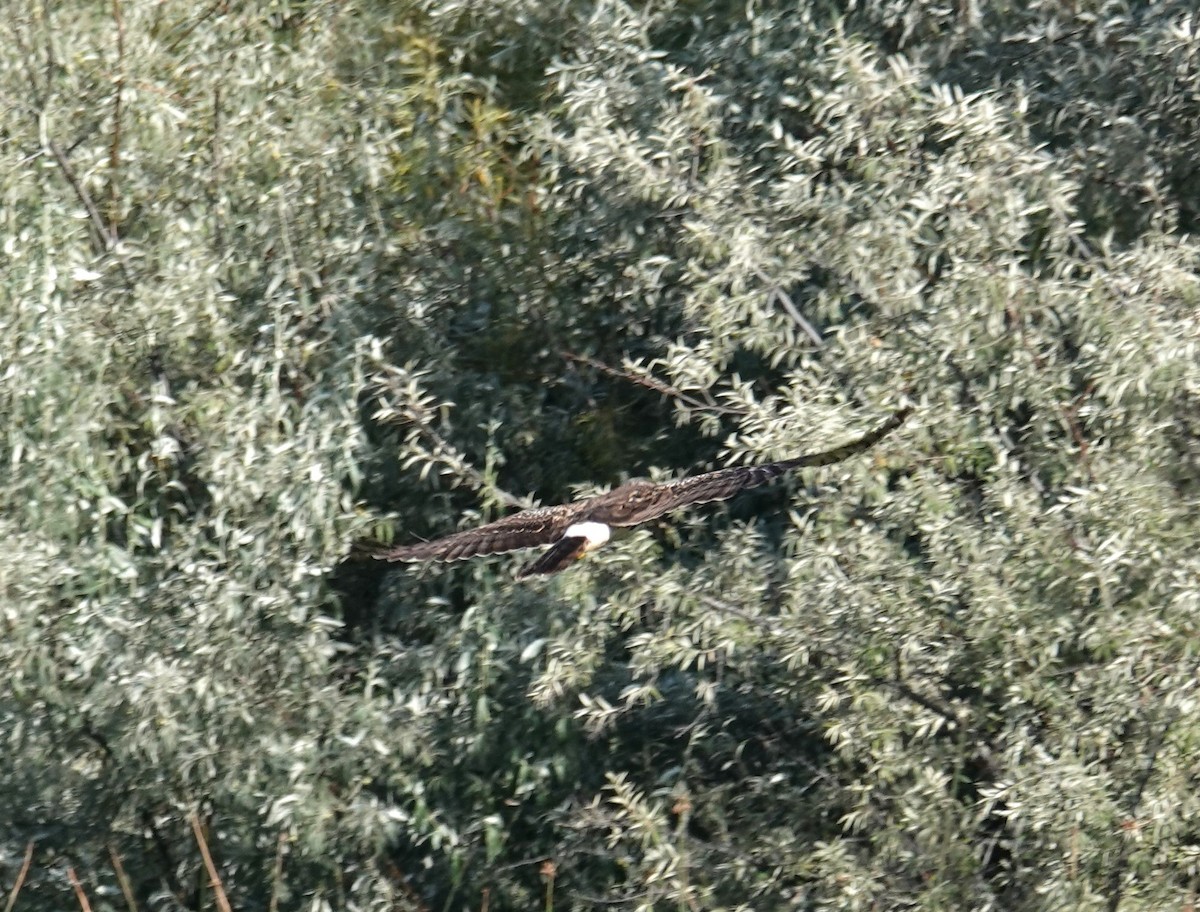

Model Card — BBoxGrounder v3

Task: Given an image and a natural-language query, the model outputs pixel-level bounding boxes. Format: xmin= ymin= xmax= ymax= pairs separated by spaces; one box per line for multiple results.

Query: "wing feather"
xmin=592 ymin=406 xmax=910 ymax=526
xmin=366 ymin=505 xmax=580 ymax=564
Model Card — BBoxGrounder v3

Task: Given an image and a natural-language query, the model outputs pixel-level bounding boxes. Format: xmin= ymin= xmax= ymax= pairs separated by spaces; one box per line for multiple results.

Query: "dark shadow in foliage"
xmin=325 ymin=552 xmax=392 ymax=635
xmin=371 ymin=654 xmax=839 ymax=910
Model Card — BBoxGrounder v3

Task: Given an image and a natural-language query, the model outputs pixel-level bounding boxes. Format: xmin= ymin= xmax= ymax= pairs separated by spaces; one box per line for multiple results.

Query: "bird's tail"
xmin=518 ymin=536 xmax=589 ymax=577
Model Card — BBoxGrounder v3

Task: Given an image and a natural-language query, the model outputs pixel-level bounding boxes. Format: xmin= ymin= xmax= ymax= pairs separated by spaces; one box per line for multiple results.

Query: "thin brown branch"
xmin=67 ymin=866 xmax=94 ymax=912
xmin=108 ymin=844 xmax=138 ymax=912
xmin=1061 ymin=381 xmax=1097 ymax=480
xmin=106 ymin=0 xmax=126 ymax=241
xmin=44 ymin=137 xmax=111 ymax=255
xmin=189 ymin=812 xmax=233 ymax=912
xmin=267 ymin=830 xmax=286 ymax=912
xmin=39 ymin=0 xmax=59 ymax=85
xmin=769 ymin=286 xmax=824 ymax=347
xmin=753 ymin=268 xmax=823 ymax=347
xmin=561 ymin=351 xmax=744 ymax=416
xmin=2 ymin=841 xmax=34 ymax=912
xmin=17 ymin=7 xmax=113 ymax=256
xmin=210 ymin=86 xmax=224 ymax=252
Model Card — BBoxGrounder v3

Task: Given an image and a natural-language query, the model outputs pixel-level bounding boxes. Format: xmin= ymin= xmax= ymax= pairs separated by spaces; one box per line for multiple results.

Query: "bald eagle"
xmin=362 ymin=407 xmax=910 ymax=576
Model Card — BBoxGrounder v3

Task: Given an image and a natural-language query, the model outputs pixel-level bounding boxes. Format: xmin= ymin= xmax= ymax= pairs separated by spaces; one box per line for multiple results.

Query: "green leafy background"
xmin=2 ymin=1 xmax=1198 ymax=909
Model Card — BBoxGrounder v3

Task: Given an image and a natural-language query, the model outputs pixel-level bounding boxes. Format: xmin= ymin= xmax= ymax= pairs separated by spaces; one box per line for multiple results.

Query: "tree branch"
xmin=561 ymin=351 xmax=745 ymax=416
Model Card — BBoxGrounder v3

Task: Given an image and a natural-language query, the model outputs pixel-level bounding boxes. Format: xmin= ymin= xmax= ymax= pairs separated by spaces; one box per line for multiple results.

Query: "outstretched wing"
xmin=589 ymin=406 xmax=911 ymax=527
xmin=360 ymin=407 xmax=910 ymax=568
xmin=364 ymin=504 xmax=581 ymax=564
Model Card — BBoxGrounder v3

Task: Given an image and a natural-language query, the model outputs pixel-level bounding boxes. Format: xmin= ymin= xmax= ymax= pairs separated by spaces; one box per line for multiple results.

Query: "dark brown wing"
xmin=366 ymin=504 xmax=581 ymax=564
xmin=518 ymin=536 xmax=589 ymax=577
xmin=586 ymin=406 xmax=911 ymax=526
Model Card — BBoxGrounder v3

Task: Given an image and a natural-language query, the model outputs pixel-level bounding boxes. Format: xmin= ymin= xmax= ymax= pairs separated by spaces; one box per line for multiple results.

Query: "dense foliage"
xmin=2 ymin=1 xmax=1198 ymax=910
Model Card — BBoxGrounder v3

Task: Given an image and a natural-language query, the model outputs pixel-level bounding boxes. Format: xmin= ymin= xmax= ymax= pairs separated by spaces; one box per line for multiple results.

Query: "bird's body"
xmin=363 ymin=407 xmax=910 ymax=576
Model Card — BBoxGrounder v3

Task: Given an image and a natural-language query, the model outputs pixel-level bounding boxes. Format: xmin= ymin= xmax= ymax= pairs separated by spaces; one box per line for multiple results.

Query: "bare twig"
xmin=38 ymin=0 xmax=59 ymax=84
xmin=769 ymin=286 xmax=824 ymax=347
xmin=106 ymin=0 xmax=126 ymax=241
xmin=22 ymin=2 xmax=130 ymax=264
xmin=2 ymin=841 xmax=34 ymax=912
xmin=66 ymin=866 xmax=93 ymax=912
xmin=268 ymin=830 xmax=286 ymax=912
xmin=43 ymin=135 xmax=112 ymax=255
xmin=1060 ymin=382 xmax=1097 ymax=480
xmin=108 ymin=844 xmax=138 ymax=912
xmin=211 ymin=86 xmax=224 ymax=252
xmin=189 ymin=812 xmax=232 ymax=912
xmin=561 ymin=351 xmax=745 ymax=416
xmin=21 ymin=5 xmax=112 ymax=256
xmin=753 ymin=268 xmax=823 ymax=347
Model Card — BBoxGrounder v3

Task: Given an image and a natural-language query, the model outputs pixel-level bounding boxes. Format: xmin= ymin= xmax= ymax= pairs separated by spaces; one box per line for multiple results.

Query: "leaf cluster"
xmin=2 ymin=1 xmax=1198 ymax=911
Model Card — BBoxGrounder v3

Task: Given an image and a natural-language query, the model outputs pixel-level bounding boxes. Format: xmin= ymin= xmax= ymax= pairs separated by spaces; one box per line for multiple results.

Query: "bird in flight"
xmin=362 ymin=407 xmax=910 ymax=577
